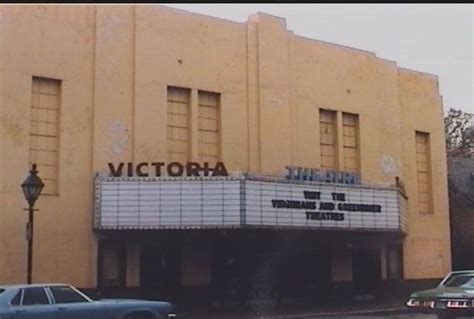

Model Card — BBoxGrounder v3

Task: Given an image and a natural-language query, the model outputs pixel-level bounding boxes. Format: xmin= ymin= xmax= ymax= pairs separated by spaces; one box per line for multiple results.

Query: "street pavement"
xmin=179 ymin=311 xmax=437 ymax=319
xmin=180 ymin=311 xmax=474 ymax=318
xmin=320 ymin=316 xmax=474 ymax=319
xmin=317 ymin=315 xmax=436 ymax=319
xmin=312 ymin=315 xmax=474 ymax=319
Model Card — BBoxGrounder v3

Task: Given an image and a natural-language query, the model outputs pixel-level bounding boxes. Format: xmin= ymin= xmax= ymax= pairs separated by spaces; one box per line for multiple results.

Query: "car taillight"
xmin=406 ymin=298 xmax=419 ymax=307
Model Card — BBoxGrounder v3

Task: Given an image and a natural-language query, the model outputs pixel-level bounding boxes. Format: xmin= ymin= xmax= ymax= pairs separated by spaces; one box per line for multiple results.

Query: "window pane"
xmin=343 ymin=113 xmax=359 ymax=172
xmin=49 ymin=286 xmax=88 ymax=304
xmin=22 ymin=288 xmax=49 ymax=305
xmin=167 ymin=87 xmax=190 ymax=162
xmin=30 ymin=77 xmax=60 ymax=195
xmin=11 ymin=290 xmax=21 ymax=305
xmin=198 ymin=91 xmax=220 ymax=164
xmin=415 ymin=132 xmax=432 ymax=213
xmin=319 ymin=109 xmax=337 ymax=169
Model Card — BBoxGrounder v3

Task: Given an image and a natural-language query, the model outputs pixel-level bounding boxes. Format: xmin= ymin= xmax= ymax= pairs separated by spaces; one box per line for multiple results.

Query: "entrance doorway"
xmin=278 ymin=248 xmax=332 ymax=300
xmin=352 ymin=248 xmax=381 ymax=295
xmin=140 ymin=244 xmax=181 ymax=300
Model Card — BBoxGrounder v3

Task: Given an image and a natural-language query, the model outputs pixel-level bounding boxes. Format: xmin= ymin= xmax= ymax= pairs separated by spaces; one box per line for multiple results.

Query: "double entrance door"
xmin=352 ymin=248 xmax=381 ymax=295
xmin=140 ymin=244 xmax=181 ymax=300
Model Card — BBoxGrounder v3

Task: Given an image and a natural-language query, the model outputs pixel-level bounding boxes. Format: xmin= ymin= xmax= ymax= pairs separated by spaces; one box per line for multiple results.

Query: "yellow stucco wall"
xmin=0 ymin=5 xmax=451 ymax=287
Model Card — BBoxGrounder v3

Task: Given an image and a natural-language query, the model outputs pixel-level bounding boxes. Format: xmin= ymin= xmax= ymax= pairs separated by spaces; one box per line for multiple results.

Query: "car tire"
xmin=123 ymin=311 xmax=157 ymax=319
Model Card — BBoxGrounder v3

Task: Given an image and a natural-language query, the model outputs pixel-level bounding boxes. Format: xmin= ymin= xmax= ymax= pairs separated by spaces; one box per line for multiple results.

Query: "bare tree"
xmin=445 ymin=108 xmax=474 ymax=269
xmin=444 ymin=108 xmax=474 ymax=157
xmin=445 ymin=107 xmax=473 ymax=203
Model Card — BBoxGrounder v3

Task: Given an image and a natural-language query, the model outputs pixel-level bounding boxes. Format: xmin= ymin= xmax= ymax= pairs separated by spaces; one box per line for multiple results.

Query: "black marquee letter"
xmin=167 ymin=162 xmax=184 ymax=177
xmin=213 ymin=162 xmax=228 ymax=176
xmin=186 ymin=162 xmax=201 ymax=176
xmin=151 ymin=162 xmax=165 ymax=177
xmin=108 ymin=163 xmax=124 ymax=177
xmin=127 ymin=162 xmax=134 ymax=177
xmin=136 ymin=162 xmax=149 ymax=177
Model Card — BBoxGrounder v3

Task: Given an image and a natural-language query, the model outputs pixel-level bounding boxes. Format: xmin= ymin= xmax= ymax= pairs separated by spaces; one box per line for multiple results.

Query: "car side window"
xmin=10 ymin=290 xmax=22 ymax=306
xmin=49 ymin=286 xmax=88 ymax=304
xmin=22 ymin=287 xmax=50 ymax=306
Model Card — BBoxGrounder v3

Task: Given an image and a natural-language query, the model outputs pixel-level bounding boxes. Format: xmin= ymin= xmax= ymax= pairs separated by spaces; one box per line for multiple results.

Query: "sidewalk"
xmin=178 ymin=298 xmax=409 ymax=319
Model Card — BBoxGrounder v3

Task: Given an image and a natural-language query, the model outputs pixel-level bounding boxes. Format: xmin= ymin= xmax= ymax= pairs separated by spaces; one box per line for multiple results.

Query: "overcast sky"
xmin=164 ymin=4 xmax=473 ymax=114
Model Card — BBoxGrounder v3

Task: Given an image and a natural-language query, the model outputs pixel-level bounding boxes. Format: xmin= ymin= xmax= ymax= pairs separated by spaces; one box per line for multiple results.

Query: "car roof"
xmin=0 ymin=283 xmax=70 ymax=290
xmin=449 ymin=270 xmax=474 ymax=275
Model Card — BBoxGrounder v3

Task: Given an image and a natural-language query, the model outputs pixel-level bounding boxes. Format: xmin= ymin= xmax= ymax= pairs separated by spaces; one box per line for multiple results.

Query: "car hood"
xmin=411 ymin=287 xmax=474 ymax=299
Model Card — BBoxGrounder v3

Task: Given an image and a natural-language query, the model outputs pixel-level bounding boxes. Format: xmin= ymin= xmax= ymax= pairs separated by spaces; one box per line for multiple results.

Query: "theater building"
xmin=0 ymin=5 xmax=451 ymax=305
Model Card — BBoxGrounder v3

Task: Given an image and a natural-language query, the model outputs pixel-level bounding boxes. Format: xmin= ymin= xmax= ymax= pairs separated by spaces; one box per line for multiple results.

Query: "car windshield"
xmin=444 ymin=274 xmax=474 ymax=288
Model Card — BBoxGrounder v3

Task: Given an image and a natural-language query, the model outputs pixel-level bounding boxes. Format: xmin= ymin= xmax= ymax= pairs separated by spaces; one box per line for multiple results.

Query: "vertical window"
xmin=320 ymin=109 xmax=337 ymax=170
xmin=387 ymin=244 xmax=403 ymax=279
xmin=99 ymin=243 xmax=125 ymax=288
xmin=198 ymin=91 xmax=220 ymax=165
xmin=49 ymin=286 xmax=88 ymax=303
xmin=342 ymin=113 xmax=359 ymax=173
xmin=415 ymin=132 xmax=432 ymax=214
xmin=167 ymin=87 xmax=191 ymax=162
xmin=22 ymin=287 xmax=50 ymax=305
xmin=11 ymin=290 xmax=22 ymax=306
xmin=30 ymin=77 xmax=61 ymax=195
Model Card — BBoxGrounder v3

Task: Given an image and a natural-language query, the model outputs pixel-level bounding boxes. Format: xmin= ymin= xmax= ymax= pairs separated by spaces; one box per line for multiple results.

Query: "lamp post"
xmin=21 ymin=164 xmax=44 ymax=284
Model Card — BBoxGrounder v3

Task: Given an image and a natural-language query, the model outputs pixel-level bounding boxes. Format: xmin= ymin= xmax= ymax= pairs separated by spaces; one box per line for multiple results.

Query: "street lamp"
xmin=21 ymin=163 xmax=44 ymax=284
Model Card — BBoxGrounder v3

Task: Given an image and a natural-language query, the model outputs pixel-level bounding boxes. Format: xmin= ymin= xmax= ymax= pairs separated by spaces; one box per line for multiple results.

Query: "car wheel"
xmin=123 ymin=311 xmax=157 ymax=319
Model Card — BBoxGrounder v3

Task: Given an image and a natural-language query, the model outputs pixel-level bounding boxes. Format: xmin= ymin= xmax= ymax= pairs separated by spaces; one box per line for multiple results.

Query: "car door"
xmin=47 ymin=286 xmax=106 ymax=319
xmin=12 ymin=287 xmax=57 ymax=319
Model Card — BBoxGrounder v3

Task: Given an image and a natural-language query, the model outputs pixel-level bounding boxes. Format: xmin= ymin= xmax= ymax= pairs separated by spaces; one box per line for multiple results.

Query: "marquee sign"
xmin=244 ymin=180 xmax=404 ymax=230
xmin=94 ymin=174 xmax=407 ymax=232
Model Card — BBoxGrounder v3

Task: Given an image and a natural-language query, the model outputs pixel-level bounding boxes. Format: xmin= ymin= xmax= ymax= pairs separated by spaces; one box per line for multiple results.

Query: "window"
xmin=342 ymin=113 xmax=359 ymax=173
xmin=22 ymin=287 xmax=49 ymax=305
xmin=415 ymin=132 xmax=432 ymax=214
xmin=11 ymin=290 xmax=21 ymax=305
xmin=30 ymin=77 xmax=61 ymax=195
xmin=319 ymin=109 xmax=337 ymax=170
xmin=387 ymin=244 xmax=403 ymax=279
xmin=444 ymin=275 xmax=474 ymax=288
xmin=49 ymin=286 xmax=89 ymax=303
xmin=99 ymin=243 xmax=125 ymax=288
xmin=198 ymin=91 xmax=220 ymax=165
xmin=167 ymin=87 xmax=191 ymax=162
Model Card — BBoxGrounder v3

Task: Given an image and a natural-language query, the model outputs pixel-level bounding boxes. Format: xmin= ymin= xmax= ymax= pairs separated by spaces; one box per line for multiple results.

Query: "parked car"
xmin=406 ymin=270 xmax=474 ymax=319
xmin=0 ymin=283 xmax=176 ymax=319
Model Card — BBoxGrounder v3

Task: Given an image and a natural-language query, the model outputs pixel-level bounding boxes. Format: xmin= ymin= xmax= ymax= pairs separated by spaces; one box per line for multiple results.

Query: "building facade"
xmin=0 ymin=5 xmax=451 ymax=305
